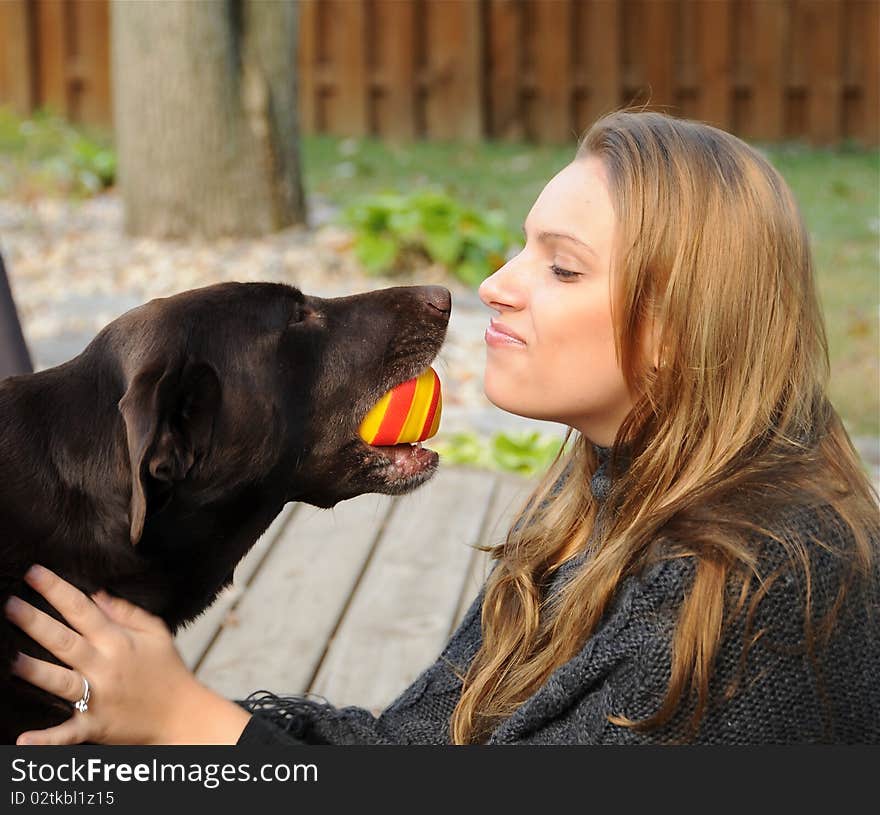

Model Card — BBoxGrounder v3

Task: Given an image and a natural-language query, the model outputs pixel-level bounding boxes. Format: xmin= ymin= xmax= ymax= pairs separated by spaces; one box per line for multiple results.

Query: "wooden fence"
xmin=0 ymin=0 xmax=111 ymax=127
xmin=1 ymin=0 xmax=877 ymax=146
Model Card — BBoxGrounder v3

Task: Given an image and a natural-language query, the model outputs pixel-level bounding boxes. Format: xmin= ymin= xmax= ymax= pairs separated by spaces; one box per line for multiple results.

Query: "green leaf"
xmin=454 ymin=256 xmax=492 ymax=287
xmin=432 ymin=432 xmax=492 ymax=468
xmin=353 ymin=232 xmax=399 ymax=274
xmin=423 ymin=227 xmax=464 ymax=265
xmin=387 ymin=209 xmax=422 ymax=240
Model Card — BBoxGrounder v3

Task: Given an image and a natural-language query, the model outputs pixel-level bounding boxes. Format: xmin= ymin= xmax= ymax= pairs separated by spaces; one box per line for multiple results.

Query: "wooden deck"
xmin=173 ymin=467 xmax=535 ymax=715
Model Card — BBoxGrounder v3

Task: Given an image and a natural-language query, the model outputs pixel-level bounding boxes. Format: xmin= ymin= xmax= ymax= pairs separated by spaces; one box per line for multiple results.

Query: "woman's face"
xmin=478 ymin=156 xmax=637 ymax=447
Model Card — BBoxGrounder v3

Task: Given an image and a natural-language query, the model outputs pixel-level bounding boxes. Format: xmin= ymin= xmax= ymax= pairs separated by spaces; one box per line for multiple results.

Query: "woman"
xmin=6 ymin=109 xmax=879 ymax=745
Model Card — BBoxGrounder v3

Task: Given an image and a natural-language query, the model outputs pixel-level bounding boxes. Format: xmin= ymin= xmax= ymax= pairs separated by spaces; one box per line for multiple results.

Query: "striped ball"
xmin=359 ymin=367 xmax=442 ymax=446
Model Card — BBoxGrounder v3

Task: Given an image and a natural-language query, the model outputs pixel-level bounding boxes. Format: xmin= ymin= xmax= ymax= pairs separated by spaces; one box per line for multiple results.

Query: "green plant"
xmin=338 ymin=188 xmax=519 ymax=287
xmin=433 ymin=430 xmax=565 ymax=477
xmin=0 ymin=107 xmax=115 ymax=196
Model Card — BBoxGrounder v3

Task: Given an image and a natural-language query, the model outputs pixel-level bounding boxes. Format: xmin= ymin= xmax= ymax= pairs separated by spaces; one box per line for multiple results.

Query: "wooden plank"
xmin=194 ymin=492 xmax=395 ymax=700
xmin=327 ymin=0 xmax=368 ymax=136
xmin=678 ymin=0 xmax=697 ymax=90
xmin=640 ymin=0 xmax=676 ymax=112
xmin=0 ymin=0 xmax=35 ymax=114
xmin=805 ymin=0 xmax=842 ymax=145
xmin=487 ymin=0 xmax=523 ymax=140
xmin=840 ymin=0 xmax=878 ymax=145
xmin=534 ymin=0 xmax=573 ymax=143
xmin=750 ymin=0 xmax=786 ymax=140
xmin=423 ymin=0 xmax=484 ymax=141
xmin=584 ymin=0 xmax=621 ymax=126
xmin=787 ymin=0 xmax=807 ymax=90
xmin=841 ymin=0 xmax=859 ymax=87
xmin=310 ymin=467 xmax=498 ymax=713
xmin=640 ymin=0 xmax=676 ymax=111
xmin=860 ymin=0 xmax=880 ymax=144
xmin=696 ymin=0 xmax=732 ymax=130
xmin=71 ymin=0 xmax=111 ymax=126
xmin=449 ymin=473 xmax=538 ymax=634
xmin=297 ymin=0 xmax=317 ymax=134
xmin=374 ymin=0 xmax=416 ymax=142
xmin=34 ymin=0 xmax=68 ymax=115
xmin=174 ymin=502 xmax=299 ymax=670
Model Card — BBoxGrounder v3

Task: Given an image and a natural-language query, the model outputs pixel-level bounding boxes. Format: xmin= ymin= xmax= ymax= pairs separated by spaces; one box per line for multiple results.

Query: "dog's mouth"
xmin=354 ymin=358 xmax=442 ymax=493
xmin=363 ymin=439 xmax=440 ymax=493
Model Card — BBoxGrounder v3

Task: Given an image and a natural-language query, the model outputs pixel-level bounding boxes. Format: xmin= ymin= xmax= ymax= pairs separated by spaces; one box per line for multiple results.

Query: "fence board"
xmin=423 ymin=0 xmax=483 ymax=141
xmin=861 ymin=0 xmax=880 ymax=144
xmin=34 ymin=0 xmax=66 ymax=115
xmin=750 ymin=0 xmax=786 ymax=140
xmin=488 ymin=0 xmax=522 ymax=140
xmin=582 ymin=0 xmax=622 ymax=128
xmin=696 ymin=0 xmax=732 ymax=129
xmin=1 ymin=0 xmax=876 ymax=146
xmin=0 ymin=0 xmax=34 ymax=114
xmin=788 ymin=0 xmax=808 ymax=90
xmin=805 ymin=0 xmax=842 ymax=145
xmin=327 ymin=0 xmax=368 ymax=137
xmin=297 ymin=0 xmax=317 ymax=133
xmin=841 ymin=0 xmax=878 ymax=145
xmin=640 ymin=0 xmax=675 ymax=110
xmin=71 ymin=0 xmax=111 ymax=126
xmin=534 ymin=0 xmax=574 ymax=143
xmin=374 ymin=0 xmax=417 ymax=141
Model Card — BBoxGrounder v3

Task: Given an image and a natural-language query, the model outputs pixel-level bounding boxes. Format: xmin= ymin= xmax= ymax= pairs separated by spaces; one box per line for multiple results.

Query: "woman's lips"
xmin=485 ymin=320 xmax=526 ymax=348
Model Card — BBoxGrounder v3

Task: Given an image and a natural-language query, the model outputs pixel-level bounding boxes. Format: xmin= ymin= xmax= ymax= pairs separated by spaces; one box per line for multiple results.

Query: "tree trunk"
xmin=111 ymin=0 xmax=307 ymax=238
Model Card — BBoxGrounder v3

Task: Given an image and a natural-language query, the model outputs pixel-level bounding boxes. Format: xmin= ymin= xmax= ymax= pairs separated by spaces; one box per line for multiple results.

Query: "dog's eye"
xmin=288 ymin=304 xmax=313 ymax=326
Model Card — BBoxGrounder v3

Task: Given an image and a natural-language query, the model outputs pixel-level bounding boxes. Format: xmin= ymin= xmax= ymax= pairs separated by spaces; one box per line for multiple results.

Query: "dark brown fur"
xmin=0 ymin=281 xmax=450 ymax=743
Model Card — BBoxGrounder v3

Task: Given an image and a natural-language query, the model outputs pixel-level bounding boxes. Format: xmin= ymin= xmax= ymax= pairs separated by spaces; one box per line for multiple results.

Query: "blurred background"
xmin=0 ymin=0 xmax=877 ymax=482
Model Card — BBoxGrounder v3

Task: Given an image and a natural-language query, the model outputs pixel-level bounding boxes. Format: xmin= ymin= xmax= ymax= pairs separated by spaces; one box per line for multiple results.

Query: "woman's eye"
xmin=550 ymin=264 xmax=580 ymax=280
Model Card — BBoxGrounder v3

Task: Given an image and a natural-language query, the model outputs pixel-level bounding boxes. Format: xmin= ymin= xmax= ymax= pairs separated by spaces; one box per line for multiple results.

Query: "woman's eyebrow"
xmin=521 ymin=223 xmax=598 ymax=260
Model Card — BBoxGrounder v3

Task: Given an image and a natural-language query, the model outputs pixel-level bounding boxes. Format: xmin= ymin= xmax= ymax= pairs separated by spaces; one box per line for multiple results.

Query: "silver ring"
xmin=73 ymin=675 xmax=90 ymax=713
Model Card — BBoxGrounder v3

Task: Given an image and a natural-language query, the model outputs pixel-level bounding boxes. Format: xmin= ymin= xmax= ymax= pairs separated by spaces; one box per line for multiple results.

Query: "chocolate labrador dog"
xmin=0 ymin=281 xmax=451 ymax=743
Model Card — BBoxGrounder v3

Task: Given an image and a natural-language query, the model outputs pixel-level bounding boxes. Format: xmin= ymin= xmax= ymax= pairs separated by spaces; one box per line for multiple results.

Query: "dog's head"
xmin=100 ymin=282 xmax=451 ymax=545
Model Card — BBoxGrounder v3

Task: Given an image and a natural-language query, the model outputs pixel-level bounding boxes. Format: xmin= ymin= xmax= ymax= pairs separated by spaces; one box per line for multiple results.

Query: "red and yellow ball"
xmin=359 ymin=367 xmax=442 ymax=446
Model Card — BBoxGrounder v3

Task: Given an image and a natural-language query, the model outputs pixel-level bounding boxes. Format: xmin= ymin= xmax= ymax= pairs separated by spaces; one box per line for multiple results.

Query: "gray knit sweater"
xmin=235 ymin=444 xmax=880 ymax=745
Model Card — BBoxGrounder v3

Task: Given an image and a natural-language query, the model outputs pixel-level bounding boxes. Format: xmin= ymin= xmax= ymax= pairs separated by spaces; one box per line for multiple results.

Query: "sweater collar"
xmin=588 ymin=442 xmax=630 ymax=503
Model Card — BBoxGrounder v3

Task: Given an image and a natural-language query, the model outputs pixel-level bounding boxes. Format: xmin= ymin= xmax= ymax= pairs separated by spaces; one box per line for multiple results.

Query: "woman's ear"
xmin=118 ymin=357 xmax=222 ymax=545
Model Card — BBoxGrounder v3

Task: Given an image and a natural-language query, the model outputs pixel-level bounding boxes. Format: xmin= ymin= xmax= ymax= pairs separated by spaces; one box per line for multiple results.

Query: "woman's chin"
xmin=483 ymin=386 xmax=536 ymax=420
xmin=482 ymin=380 xmax=514 ymax=413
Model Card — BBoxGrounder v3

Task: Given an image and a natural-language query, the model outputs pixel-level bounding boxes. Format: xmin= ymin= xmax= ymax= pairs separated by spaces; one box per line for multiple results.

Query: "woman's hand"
xmin=4 ymin=564 xmax=251 ymax=745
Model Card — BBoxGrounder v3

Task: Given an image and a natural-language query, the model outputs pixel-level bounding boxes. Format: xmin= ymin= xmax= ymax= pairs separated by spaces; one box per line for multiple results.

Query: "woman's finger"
xmin=17 ymin=715 xmax=90 ymax=746
xmin=4 ymin=596 xmax=97 ymax=669
xmin=23 ymin=565 xmax=110 ymax=640
xmin=92 ymin=590 xmax=168 ymax=636
xmin=10 ymin=652 xmax=89 ymax=705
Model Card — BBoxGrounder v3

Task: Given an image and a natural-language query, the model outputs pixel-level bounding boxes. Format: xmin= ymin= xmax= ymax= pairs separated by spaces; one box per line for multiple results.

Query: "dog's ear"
xmin=118 ymin=357 xmax=222 ymax=546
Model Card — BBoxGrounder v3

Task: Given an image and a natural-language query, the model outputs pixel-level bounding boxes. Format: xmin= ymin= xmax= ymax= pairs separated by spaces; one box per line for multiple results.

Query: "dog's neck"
xmin=0 ymin=351 xmax=287 ymax=632
xmin=0 ymin=355 xmax=132 ymax=557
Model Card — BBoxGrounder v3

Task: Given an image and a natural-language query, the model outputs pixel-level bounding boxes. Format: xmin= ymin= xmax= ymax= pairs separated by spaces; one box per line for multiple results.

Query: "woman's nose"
xmin=478 ymin=258 xmax=526 ymax=312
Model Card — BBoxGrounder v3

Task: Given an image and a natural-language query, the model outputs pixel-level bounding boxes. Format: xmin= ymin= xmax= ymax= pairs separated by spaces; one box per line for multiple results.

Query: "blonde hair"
xmin=448 ymin=108 xmax=879 ymax=745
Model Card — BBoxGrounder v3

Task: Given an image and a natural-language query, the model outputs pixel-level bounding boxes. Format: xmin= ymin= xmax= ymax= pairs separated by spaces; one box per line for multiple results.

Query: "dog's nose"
xmin=422 ymin=286 xmax=452 ymax=316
